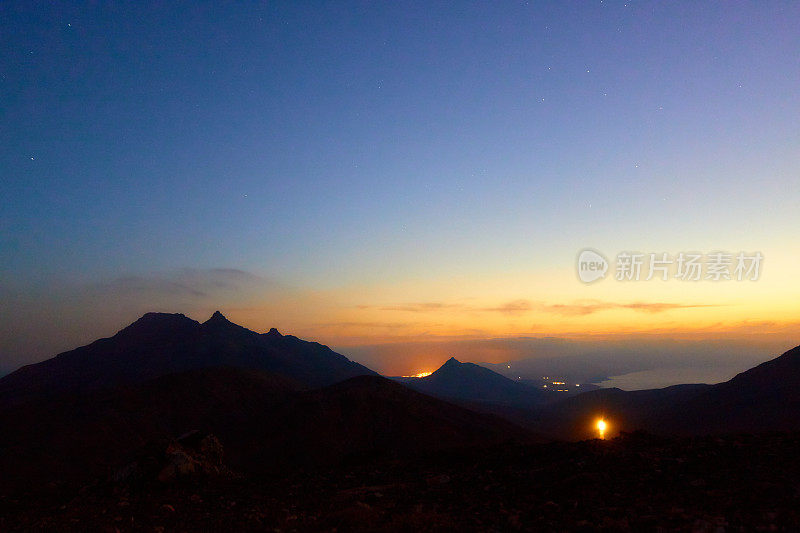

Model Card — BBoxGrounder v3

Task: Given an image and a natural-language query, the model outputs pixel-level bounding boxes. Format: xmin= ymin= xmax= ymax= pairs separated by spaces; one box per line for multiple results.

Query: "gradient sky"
xmin=2 ymin=2 xmax=799 ymax=383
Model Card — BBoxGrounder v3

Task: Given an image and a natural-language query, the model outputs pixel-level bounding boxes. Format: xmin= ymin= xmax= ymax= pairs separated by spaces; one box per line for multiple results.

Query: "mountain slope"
xmin=0 ymin=311 xmax=375 ymax=407
xmin=659 ymin=344 xmax=800 ymax=434
xmin=0 ymin=368 xmax=532 ymax=493
xmin=401 ymin=357 xmax=549 ymax=408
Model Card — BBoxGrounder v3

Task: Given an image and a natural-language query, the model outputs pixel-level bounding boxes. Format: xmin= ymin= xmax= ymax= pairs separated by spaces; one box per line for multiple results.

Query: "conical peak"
xmin=209 ymin=310 xmax=227 ymax=321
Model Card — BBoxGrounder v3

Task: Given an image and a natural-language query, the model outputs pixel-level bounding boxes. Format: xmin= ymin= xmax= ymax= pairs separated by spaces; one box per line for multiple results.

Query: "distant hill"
xmin=0 ymin=311 xmax=375 ymax=407
xmin=398 ymin=357 xmax=549 ymax=408
xmin=0 ymin=367 xmax=532 ymax=493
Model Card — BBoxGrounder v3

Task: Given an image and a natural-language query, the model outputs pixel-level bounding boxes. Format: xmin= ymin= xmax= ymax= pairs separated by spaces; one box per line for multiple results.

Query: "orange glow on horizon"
xmin=207 ymin=255 xmax=800 ymax=377
xmin=402 ymin=371 xmax=433 ymax=378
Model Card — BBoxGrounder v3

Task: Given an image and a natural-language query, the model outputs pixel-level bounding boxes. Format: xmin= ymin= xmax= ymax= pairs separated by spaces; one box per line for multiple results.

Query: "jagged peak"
xmin=265 ymin=327 xmax=282 ymax=338
xmin=200 ymin=310 xmax=258 ymax=337
xmin=205 ymin=310 xmax=229 ymax=324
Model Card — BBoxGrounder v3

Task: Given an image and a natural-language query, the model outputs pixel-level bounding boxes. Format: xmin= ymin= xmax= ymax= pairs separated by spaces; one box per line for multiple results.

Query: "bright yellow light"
xmin=596 ymin=419 xmax=607 ymax=439
xmin=402 ymin=371 xmax=433 ymax=378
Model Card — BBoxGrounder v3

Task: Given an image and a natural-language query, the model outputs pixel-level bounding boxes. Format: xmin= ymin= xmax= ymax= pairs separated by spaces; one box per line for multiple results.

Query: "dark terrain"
xmin=3 ymin=312 xmax=800 ymax=530
xmin=0 ymin=368 xmax=529 ymax=496
xmin=3 ymin=432 xmax=800 ymax=531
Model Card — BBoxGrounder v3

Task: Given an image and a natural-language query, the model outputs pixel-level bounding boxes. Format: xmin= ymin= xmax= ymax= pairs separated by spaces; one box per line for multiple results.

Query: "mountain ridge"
xmin=0 ymin=311 xmax=375 ymax=408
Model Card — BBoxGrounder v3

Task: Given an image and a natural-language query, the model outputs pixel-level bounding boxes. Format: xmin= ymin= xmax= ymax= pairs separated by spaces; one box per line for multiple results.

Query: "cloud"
xmin=313 ymin=320 xmax=440 ymax=330
xmin=374 ymin=302 xmax=467 ymax=313
xmin=479 ymin=300 xmax=533 ymax=314
xmin=361 ymin=298 xmax=712 ymax=317
xmin=92 ymin=268 xmax=268 ymax=298
xmin=360 ymin=300 xmax=533 ymax=315
xmin=96 ymin=275 xmax=209 ymax=297
xmin=541 ymin=301 xmax=720 ymax=316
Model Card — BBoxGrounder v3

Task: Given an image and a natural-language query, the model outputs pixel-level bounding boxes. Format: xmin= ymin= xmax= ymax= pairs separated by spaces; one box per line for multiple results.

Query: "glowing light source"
xmin=596 ymin=419 xmax=607 ymax=439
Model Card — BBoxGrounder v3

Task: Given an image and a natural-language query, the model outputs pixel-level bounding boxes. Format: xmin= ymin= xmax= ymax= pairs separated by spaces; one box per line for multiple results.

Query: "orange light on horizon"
xmin=402 ymin=371 xmax=433 ymax=378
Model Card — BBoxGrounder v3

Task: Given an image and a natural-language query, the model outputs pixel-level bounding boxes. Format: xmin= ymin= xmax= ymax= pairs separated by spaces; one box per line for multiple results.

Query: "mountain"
xmin=0 ymin=367 xmax=532 ymax=494
xmin=530 ymin=343 xmax=800 ymax=439
xmin=399 ymin=357 xmax=549 ymax=408
xmin=0 ymin=311 xmax=375 ymax=407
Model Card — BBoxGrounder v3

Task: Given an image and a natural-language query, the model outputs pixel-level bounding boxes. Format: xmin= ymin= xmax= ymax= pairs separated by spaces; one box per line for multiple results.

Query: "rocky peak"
xmin=205 ymin=310 xmax=229 ymax=323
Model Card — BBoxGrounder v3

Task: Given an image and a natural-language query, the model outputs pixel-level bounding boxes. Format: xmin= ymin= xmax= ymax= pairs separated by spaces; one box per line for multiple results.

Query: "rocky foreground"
xmin=3 ymin=431 xmax=800 ymax=532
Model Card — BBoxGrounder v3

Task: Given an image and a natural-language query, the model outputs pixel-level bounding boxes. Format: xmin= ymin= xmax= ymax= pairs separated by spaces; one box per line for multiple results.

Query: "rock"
xmin=110 ymin=432 xmax=235 ymax=486
xmin=198 ymin=434 xmax=224 ymax=465
xmin=158 ymin=445 xmax=196 ymax=482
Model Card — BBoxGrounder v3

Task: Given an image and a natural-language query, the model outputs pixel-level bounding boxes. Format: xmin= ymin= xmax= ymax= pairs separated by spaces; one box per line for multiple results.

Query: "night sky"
xmin=2 ymin=2 xmax=799 ymax=383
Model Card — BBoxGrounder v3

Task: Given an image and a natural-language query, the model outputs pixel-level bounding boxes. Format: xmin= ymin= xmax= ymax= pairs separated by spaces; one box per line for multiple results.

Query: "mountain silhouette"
xmin=0 ymin=311 xmax=375 ymax=407
xmin=400 ymin=357 xmax=549 ymax=408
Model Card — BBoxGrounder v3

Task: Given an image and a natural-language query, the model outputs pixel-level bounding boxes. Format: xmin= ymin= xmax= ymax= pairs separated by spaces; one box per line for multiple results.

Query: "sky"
xmin=1 ymin=1 xmax=799 ymax=385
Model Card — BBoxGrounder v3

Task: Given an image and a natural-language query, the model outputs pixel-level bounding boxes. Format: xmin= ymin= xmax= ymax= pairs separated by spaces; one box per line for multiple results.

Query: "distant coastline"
xmin=596 ymin=365 xmax=747 ymax=391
